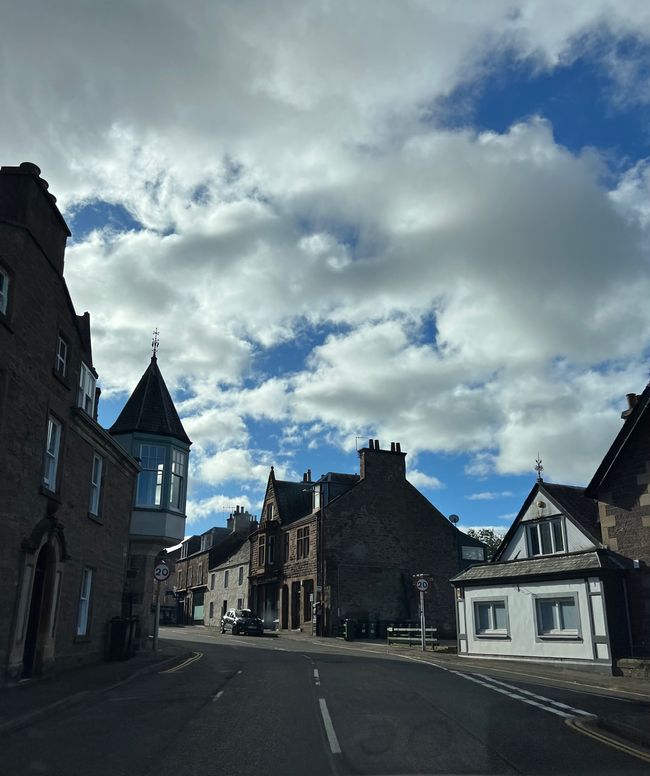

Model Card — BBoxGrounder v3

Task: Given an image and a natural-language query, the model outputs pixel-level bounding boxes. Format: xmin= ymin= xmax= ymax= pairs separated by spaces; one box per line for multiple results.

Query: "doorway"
xmin=22 ymin=543 xmax=55 ymax=678
xmin=281 ymin=585 xmax=289 ymax=629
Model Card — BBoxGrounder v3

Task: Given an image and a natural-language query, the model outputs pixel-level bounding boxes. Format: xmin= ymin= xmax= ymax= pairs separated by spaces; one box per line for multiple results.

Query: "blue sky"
xmin=4 ymin=1 xmax=650 ymax=537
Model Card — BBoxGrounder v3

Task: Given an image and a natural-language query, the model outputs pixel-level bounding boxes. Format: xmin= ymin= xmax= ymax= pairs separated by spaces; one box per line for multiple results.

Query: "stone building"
xmin=250 ymin=441 xmax=485 ymax=636
xmin=585 ymin=385 xmax=650 ymax=656
xmin=204 ymin=506 xmax=258 ymax=626
xmin=0 ymin=162 xmax=139 ymax=681
xmin=109 ymin=350 xmax=191 ymax=647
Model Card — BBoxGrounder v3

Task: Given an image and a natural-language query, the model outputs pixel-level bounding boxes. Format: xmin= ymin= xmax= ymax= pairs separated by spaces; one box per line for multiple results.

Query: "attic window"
xmin=527 ymin=519 xmax=565 ymax=557
xmin=266 ymin=503 xmax=274 ymax=521
xmin=78 ymin=363 xmax=96 ymax=416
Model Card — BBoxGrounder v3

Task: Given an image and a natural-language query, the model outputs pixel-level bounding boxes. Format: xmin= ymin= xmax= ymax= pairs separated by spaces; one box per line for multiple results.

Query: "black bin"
xmin=106 ymin=616 xmax=138 ymax=661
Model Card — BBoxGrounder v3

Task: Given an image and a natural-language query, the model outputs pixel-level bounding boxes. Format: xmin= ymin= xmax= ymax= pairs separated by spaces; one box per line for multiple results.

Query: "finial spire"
xmin=534 ymin=454 xmax=544 ymax=482
xmin=151 ymin=328 xmax=160 ymax=359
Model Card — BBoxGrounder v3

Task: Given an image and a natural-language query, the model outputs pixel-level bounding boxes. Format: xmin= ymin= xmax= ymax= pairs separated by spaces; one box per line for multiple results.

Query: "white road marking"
xmin=314 ymin=668 xmax=321 ymax=686
xmin=474 ymin=673 xmax=593 ymax=716
xmin=237 ymin=670 xmax=243 ymax=675
xmin=212 ymin=690 xmax=224 ymax=702
xmin=318 ymin=698 xmax=341 ymax=755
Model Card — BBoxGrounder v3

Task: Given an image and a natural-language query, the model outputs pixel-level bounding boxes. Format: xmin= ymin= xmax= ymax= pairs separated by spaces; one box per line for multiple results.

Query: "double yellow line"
xmin=567 ymin=716 xmax=650 ymax=764
xmin=159 ymin=651 xmax=203 ymax=674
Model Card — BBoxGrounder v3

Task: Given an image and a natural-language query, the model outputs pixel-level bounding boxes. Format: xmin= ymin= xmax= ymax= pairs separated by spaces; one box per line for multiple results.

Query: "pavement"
xmin=2 ymin=626 xmax=649 ymax=761
xmin=0 ymin=640 xmax=192 ymax=735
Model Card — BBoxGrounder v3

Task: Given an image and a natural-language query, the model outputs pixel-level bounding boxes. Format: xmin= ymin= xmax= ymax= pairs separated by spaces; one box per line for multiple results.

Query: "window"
xmin=237 ymin=598 xmax=243 ymax=609
xmin=283 ymin=533 xmax=290 ymax=562
xmin=527 ymin=519 xmax=565 ymax=556
xmin=474 ymin=600 xmax=508 ymax=637
xmin=224 ymin=570 xmax=229 ymax=588
xmin=313 ymin=485 xmax=321 ymax=511
xmin=268 ymin=535 xmax=275 ymax=564
xmin=136 ymin=445 xmax=166 ymax=506
xmin=462 ymin=546 xmax=484 ymax=561
xmin=78 ymin=363 xmax=96 ymax=416
xmin=43 ymin=416 xmax=62 ymax=490
xmin=0 ymin=266 xmax=9 ymax=315
xmin=169 ymin=449 xmax=186 ymax=511
xmin=209 ymin=602 xmax=214 ymax=619
xmin=76 ymin=568 xmax=93 ymax=636
xmin=258 ymin=536 xmax=265 ymax=566
xmin=535 ymin=597 xmax=579 ymax=638
xmin=88 ymin=454 xmax=103 ymax=516
xmin=297 ymin=527 xmax=310 ymax=559
xmin=210 ymin=574 xmax=215 ymax=591
xmin=55 ymin=336 xmax=68 ymax=377
xmin=188 ymin=567 xmax=193 ymax=586
xmin=266 ymin=503 xmax=274 ymax=521
xmin=238 ymin=566 xmax=244 ymax=585
xmin=201 ymin=533 xmax=213 ymax=551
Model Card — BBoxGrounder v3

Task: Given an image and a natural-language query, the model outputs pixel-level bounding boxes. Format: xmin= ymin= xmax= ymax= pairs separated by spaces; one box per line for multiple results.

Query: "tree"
xmin=466 ymin=528 xmax=504 ymax=560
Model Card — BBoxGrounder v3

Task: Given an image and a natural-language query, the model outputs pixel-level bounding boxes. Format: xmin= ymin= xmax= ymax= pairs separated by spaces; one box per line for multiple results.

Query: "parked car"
xmin=221 ymin=608 xmax=264 ymax=636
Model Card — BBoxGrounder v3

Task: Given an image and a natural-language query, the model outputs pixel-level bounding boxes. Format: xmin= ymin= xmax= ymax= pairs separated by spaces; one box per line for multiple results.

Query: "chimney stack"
xmin=359 ymin=439 xmax=406 ymax=480
xmin=622 ymin=393 xmax=640 ymax=420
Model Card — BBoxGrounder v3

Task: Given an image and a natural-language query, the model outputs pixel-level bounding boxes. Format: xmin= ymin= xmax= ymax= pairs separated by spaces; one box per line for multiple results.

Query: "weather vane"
xmin=535 ymin=454 xmax=544 ymax=482
xmin=151 ymin=328 xmax=160 ymax=358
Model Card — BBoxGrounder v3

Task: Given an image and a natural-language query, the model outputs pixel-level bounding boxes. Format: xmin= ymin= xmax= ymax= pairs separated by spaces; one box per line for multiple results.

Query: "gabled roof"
xmin=274 ymin=479 xmax=313 ymax=525
xmin=451 ymin=549 xmax=626 ymax=586
xmin=492 ymin=480 xmax=601 ymax=562
xmin=109 ymin=356 xmax=191 ymax=445
xmin=586 ymin=382 xmax=650 ymax=498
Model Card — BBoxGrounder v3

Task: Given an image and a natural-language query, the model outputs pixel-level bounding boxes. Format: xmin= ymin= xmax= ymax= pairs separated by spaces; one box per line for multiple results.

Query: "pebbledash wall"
xmin=0 ymin=162 xmax=138 ymax=682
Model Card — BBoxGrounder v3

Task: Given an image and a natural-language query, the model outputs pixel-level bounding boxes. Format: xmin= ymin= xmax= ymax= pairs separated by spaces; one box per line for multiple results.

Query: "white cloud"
xmin=466 ymin=491 xmax=514 ymax=501
xmin=407 ymin=469 xmax=444 ymax=490
xmin=186 ymin=494 xmax=254 ymax=526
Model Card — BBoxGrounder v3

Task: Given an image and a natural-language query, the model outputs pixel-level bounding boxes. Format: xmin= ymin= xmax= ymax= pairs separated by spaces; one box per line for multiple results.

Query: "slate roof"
xmin=451 ymin=550 xmax=626 ymax=585
xmin=275 ymin=480 xmax=313 ymax=525
xmin=542 ymin=483 xmax=601 ymax=543
xmin=586 ymin=381 xmax=650 ymax=498
xmin=109 ymin=356 xmax=191 ymax=445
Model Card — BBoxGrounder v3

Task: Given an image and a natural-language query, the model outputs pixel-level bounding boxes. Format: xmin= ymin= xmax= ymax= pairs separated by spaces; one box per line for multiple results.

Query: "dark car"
xmin=221 ymin=608 xmax=264 ymax=635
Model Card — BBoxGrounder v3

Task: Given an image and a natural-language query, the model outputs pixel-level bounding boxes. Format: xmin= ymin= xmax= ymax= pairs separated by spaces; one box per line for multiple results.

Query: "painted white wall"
xmin=500 ymin=517 xmax=597 ymax=561
xmin=459 ymin=577 xmax=609 ymax=664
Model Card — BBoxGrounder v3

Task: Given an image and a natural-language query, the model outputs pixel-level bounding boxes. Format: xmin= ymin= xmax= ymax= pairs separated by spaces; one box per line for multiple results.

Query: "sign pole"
xmin=420 ymin=589 xmax=425 ymax=652
xmin=153 ymin=579 xmax=160 ymax=652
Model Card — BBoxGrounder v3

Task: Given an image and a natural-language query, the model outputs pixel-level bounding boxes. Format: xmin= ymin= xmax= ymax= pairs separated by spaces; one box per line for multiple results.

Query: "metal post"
xmin=153 ymin=579 xmax=160 ymax=652
xmin=420 ymin=589 xmax=426 ymax=652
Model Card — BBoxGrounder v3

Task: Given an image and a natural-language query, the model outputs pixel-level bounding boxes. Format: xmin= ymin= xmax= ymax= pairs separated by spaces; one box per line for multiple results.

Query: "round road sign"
xmin=415 ymin=578 xmax=429 ymax=592
xmin=154 ymin=563 xmax=170 ymax=582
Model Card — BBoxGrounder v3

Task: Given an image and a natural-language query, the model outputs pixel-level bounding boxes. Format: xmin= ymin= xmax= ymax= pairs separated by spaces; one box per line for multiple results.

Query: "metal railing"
xmin=387 ymin=626 xmax=438 ymax=646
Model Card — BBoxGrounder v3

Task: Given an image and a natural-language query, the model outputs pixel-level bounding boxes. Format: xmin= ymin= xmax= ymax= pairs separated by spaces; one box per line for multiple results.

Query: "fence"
xmin=387 ymin=626 xmax=438 ymax=646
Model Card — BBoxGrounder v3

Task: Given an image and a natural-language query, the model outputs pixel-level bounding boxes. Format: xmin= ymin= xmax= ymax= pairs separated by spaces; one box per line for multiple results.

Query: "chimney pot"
xmin=368 ymin=438 xmax=374 ymax=449
xmin=627 ymin=393 xmax=638 ymax=409
xmin=390 ymin=442 xmax=395 ymax=452
xmin=374 ymin=439 xmax=380 ymax=450
xmin=307 ymin=468 xmax=312 ymax=481
xmin=396 ymin=442 xmax=401 ymax=453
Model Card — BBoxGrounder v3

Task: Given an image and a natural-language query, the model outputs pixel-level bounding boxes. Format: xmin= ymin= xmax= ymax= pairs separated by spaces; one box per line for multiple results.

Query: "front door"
xmin=22 ymin=544 xmax=55 ymax=678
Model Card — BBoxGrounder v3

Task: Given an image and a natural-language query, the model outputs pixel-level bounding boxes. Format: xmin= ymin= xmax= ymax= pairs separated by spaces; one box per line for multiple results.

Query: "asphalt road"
xmin=3 ymin=629 xmax=648 ymax=776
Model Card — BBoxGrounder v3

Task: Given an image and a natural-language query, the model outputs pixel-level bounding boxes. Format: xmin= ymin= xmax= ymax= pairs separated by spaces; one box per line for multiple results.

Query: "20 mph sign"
xmin=154 ymin=563 xmax=170 ymax=582
xmin=415 ymin=578 xmax=429 ymax=592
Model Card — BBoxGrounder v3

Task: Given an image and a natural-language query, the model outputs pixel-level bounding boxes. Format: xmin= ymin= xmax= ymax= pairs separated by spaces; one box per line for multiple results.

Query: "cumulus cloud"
xmin=3 ymin=2 xmax=650 ymax=523
xmin=467 ymin=491 xmax=514 ymax=501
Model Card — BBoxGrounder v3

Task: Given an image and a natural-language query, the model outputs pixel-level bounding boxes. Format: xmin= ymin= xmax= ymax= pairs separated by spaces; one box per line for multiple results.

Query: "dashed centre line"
xmin=314 ymin=668 xmax=320 ymax=686
xmin=212 ymin=690 xmax=224 ymax=702
xmin=318 ymin=698 xmax=341 ymax=755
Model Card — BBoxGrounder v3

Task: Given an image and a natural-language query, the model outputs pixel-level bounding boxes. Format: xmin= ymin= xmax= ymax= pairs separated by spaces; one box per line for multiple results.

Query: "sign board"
xmin=415 ymin=578 xmax=429 ymax=592
xmin=154 ymin=563 xmax=170 ymax=582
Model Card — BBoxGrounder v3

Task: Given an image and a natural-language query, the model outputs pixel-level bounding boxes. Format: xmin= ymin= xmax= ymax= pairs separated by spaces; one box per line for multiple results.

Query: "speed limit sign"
xmin=154 ymin=563 xmax=170 ymax=582
xmin=416 ymin=578 xmax=429 ymax=592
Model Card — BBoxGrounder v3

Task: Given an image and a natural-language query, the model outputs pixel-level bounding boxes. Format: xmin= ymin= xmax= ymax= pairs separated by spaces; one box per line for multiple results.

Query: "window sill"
xmin=39 ymin=485 xmax=61 ymax=503
xmin=537 ymin=634 xmax=582 ymax=641
xmin=87 ymin=512 xmax=104 ymax=524
xmin=52 ymin=367 xmax=71 ymax=390
xmin=73 ymin=634 xmax=92 ymax=644
xmin=475 ymin=633 xmax=510 ymax=640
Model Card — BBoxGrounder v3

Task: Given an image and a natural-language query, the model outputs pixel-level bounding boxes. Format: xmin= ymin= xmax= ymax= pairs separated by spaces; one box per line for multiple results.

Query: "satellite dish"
xmin=449 ymin=514 xmax=460 ymax=524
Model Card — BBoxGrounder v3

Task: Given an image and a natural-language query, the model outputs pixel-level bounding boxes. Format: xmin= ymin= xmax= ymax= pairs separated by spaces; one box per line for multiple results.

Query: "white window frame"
xmin=169 ymin=449 xmax=186 ymax=512
xmin=534 ymin=595 xmax=581 ymax=639
xmin=43 ymin=416 xmax=62 ymax=490
xmin=88 ymin=453 xmax=103 ymax=516
xmin=473 ymin=599 xmax=509 ymax=638
xmin=76 ymin=568 xmax=93 ymax=636
xmin=78 ymin=363 xmax=96 ymax=416
xmin=136 ymin=444 xmax=166 ymax=507
xmin=0 ymin=265 xmax=9 ymax=315
xmin=526 ymin=518 xmax=565 ymax=557
xmin=56 ymin=336 xmax=68 ymax=377
xmin=297 ymin=527 xmax=310 ymax=559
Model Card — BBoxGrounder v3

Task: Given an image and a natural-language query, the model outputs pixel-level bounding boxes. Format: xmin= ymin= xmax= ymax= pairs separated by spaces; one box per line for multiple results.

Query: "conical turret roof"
xmin=109 ymin=356 xmax=191 ymax=445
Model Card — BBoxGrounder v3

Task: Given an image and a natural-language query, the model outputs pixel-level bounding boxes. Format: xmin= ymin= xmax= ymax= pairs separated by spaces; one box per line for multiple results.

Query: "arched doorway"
xmin=22 ymin=543 xmax=57 ymax=678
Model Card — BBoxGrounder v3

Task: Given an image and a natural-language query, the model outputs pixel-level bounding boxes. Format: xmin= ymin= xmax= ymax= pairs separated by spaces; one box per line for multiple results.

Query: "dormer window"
xmin=526 ymin=518 xmax=565 ymax=556
xmin=78 ymin=363 xmax=96 ymax=416
xmin=313 ymin=484 xmax=321 ymax=511
xmin=266 ymin=503 xmax=274 ymax=521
